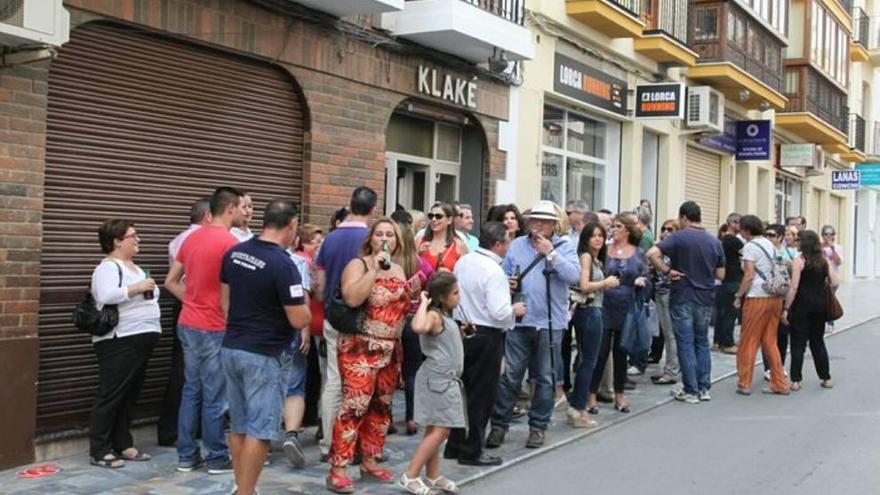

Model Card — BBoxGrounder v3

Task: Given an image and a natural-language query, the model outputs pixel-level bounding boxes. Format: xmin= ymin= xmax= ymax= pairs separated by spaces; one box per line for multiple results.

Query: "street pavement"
xmin=471 ymin=315 xmax=880 ymax=495
xmin=3 ymin=278 xmax=879 ymax=494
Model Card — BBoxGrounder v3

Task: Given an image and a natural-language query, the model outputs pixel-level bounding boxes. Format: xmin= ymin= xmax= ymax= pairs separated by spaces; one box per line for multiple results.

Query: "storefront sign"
xmin=831 ymin=170 xmax=861 ymax=190
xmin=780 ymin=143 xmax=816 ymax=167
xmin=856 ymin=163 xmax=880 ymax=186
xmin=553 ymin=53 xmax=627 ymax=116
xmin=698 ymin=118 xmax=737 ymax=154
xmin=417 ymin=66 xmax=477 ymax=109
xmin=735 ymin=120 xmax=772 ymax=160
xmin=634 ymin=83 xmax=685 ymax=119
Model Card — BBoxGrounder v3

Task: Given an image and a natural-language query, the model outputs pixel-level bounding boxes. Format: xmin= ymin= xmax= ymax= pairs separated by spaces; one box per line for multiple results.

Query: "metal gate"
xmin=685 ymin=146 xmax=722 ymax=229
xmin=38 ymin=22 xmax=306 ymax=436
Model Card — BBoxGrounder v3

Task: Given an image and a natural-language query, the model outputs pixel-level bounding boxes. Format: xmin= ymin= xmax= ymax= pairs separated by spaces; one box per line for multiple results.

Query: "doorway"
xmin=385 ymin=154 xmax=461 ymax=213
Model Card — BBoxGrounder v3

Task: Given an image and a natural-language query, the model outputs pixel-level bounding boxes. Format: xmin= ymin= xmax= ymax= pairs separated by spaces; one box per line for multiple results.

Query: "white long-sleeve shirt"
xmin=90 ymin=258 xmax=161 ymax=342
xmin=453 ymin=248 xmax=515 ymax=330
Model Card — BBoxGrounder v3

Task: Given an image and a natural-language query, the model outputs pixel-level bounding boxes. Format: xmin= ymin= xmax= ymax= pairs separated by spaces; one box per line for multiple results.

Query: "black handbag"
xmin=72 ymin=261 xmax=123 ymax=337
xmin=325 ymin=258 xmax=367 ymax=335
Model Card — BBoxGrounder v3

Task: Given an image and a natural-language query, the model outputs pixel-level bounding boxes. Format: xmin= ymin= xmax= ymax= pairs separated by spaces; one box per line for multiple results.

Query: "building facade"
xmin=0 ymin=0 xmax=533 ymax=468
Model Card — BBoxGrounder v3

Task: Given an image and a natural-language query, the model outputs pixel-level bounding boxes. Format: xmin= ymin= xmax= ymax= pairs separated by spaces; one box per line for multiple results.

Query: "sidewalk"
xmin=4 ymin=278 xmax=878 ymax=495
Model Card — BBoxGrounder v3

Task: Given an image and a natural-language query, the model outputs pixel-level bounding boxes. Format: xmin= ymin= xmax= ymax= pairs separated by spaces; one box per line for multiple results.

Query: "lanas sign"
xmin=417 ymin=66 xmax=477 ymax=109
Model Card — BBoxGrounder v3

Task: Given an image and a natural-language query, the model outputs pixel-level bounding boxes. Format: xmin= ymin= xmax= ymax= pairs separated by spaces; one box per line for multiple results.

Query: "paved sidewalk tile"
xmin=3 ymin=279 xmax=877 ymax=494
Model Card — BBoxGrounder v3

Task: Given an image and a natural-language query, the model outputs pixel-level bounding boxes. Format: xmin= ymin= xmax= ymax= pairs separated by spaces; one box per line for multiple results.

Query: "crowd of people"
xmin=83 ymin=186 xmax=843 ymax=495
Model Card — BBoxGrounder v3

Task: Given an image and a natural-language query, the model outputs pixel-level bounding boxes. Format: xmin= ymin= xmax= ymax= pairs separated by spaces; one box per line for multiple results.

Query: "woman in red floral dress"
xmin=326 ymin=218 xmax=419 ymax=493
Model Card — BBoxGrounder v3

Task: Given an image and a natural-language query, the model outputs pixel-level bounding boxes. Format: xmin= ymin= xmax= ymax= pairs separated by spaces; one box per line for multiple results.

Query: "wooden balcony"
xmin=566 ymin=0 xmax=645 ymax=38
xmin=634 ymin=0 xmax=698 ymax=66
xmin=686 ymin=0 xmax=787 ymax=110
xmin=776 ymin=63 xmax=848 ymax=148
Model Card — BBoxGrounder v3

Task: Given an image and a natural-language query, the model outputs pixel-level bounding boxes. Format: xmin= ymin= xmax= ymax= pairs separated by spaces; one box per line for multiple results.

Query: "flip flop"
xmin=91 ymin=453 xmax=125 ymax=468
xmin=118 ymin=448 xmax=151 ymax=461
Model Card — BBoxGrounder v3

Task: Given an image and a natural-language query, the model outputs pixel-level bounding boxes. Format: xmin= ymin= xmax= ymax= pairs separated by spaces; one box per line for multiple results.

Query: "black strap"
xmin=517 ymin=240 xmax=567 ymax=284
xmin=750 ymin=241 xmax=775 ymax=281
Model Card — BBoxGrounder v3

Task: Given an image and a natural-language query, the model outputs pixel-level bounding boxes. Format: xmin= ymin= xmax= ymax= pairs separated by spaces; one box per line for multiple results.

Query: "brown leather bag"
xmin=826 ymin=282 xmax=843 ymax=321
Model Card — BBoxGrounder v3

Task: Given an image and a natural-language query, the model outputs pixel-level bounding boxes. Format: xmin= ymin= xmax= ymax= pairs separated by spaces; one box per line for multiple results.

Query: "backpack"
xmin=751 ymin=241 xmax=790 ymax=296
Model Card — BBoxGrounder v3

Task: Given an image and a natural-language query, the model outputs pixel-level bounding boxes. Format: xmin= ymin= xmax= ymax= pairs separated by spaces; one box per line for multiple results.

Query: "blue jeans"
xmin=285 ymin=333 xmax=308 ymax=397
xmin=670 ymin=302 xmax=712 ymax=395
xmin=222 ymin=348 xmax=291 ymax=441
xmin=491 ymin=326 xmax=563 ymax=432
xmin=177 ymin=325 xmax=228 ymax=464
xmin=569 ymin=307 xmax=603 ymax=410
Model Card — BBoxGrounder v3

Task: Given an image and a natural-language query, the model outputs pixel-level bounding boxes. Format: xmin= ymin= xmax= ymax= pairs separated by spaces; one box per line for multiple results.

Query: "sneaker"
xmin=554 ymin=395 xmax=570 ymax=412
xmin=761 ymin=387 xmax=790 ymax=395
xmin=525 ymin=429 xmax=545 ymax=449
xmin=207 ymin=458 xmax=234 ymax=475
xmin=698 ymin=390 xmax=711 ymax=402
xmin=790 ymin=382 xmax=802 ymax=391
xmin=820 ymin=379 xmax=834 ymax=389
xmin=485 ymin=426 xmax=506 ymax=449
xmin=283 ymin=432 xmax=305 ymax=468
xmin=763 ymin=370 xmax=771 ymax=381
xmin=720 ymin=345 xmax=738 ymax=355
xmin=626 ymin=365 xmax=644 ymax=376
xmin=672 ymin=390 xmax=700 ymax=404
xmin=177 ymin=457 xmax=204 ymax=472
xmin=735 ymin=387 xmax=752 ymax=396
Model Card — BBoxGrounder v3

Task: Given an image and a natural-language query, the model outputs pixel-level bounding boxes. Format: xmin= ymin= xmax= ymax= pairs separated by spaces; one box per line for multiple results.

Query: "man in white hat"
xmin=485 ymin=200 xmax=580 ymax=449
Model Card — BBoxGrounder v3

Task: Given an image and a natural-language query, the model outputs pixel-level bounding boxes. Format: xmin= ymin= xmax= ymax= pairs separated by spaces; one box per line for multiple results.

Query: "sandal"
xmin=90 ymin=453 xmax=125 ymax=469
xmin=426 ymin=475 xmax=459 ymax=494
xmin=398 ymin=473 xmax=438 ymax=495
xmin=651 ymin=375 xmax=677 ymax=385
xmin=118 ymin=448 xmax=152 ymax=461
xmin=586 ymin=406 xmax=599 ymax=415
xmin=360 ymin=462 xmax=395 ymax=482
xmin=614 ymin=403 xmax=631 ymax=413
xmin=326 ymin=470 xmax=355 ymax=494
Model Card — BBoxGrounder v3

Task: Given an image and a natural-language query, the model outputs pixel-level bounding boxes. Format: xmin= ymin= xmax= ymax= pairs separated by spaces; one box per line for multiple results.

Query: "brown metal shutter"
xmin=685 ymin=146 xmax=722 ymax=229
xmin=38 ymin=23 xmax=305 ymax=437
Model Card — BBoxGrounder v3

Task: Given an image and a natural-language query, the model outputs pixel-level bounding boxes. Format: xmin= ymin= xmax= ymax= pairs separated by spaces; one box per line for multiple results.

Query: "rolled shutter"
xmin=685 ymin=146 xmax=722 ymax=229
xmin=38 ymin=22 xmax=305 ymax=436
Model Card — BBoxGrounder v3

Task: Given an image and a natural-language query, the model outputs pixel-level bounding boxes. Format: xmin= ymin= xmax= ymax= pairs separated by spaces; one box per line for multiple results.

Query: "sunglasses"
xmin=427 ymin=213 xmax=446 ymax=220
xmin=766 ymin=233 xmax=778 ymax=238
xmin=823 ymin=232 xmax=835 ymax=236
xmin=610 ymin=224 xmax=625 ymax=230
xmin=661 ymin=227 xmax=675 ymax=233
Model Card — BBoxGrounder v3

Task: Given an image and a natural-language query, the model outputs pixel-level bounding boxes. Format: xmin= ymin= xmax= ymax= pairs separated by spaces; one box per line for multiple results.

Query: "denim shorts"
xmin=285 ymin=333 xmax=308 ymax=398
xmin=221 ymin=347 xmax=291 ymax=441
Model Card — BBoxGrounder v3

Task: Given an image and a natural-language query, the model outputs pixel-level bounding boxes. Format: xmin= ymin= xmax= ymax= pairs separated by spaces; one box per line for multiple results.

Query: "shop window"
xmin=567 ymin=112 xmax=605 ymax=159
xmin=775 ymin=175 xmax=802 ymax=223
xmin=541 ymin=152 xmax=565 ymax=205
xmin=566 ymin=158 xmax=604 ymax=213
xmin=436 ymin=123 xmax=461 ymax=163
xmin=543 ymin=106 xmax=565 ymax=149
xmin=694 ymin=7 xmax=719 ymax=41
xmin=387 ymin=114 xmax=434 ymax=158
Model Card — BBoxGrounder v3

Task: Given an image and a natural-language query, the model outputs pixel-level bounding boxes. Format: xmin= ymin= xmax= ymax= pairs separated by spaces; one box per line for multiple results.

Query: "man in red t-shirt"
xmin=165 ymin=186 xmax=245 ymax=474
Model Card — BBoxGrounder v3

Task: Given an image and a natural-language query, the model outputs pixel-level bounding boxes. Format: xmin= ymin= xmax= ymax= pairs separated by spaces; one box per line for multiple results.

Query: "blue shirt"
xmin=221 ymin=238 xmax=306 ymax=357
xmin=502 ymin=235 xmax=580 ymax=330
xmin=316 ymin=221 xmax=368 ymax=306
xmin=656 ymin=226 xmax=725 ymax=306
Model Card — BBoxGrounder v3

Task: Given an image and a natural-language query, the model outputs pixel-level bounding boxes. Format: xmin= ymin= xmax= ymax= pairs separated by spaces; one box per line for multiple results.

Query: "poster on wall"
xmin=856 ymin=163 xmax=880 ymax=186
xmin=831 ymin=170 xmax=860 ymax=190
xmin=735 ymin=120 xmax=772 ymax=160
xmin=554 ymin=53 xmax=627 ymax=116
xmin=634 ymin=83 xmax=685 ymax=119
xmin=779 ymin=143 xmax=816 ymax=167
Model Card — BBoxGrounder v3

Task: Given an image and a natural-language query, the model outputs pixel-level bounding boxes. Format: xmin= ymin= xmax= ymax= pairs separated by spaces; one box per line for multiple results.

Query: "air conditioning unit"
xmin=0 ymin=0 xmax=69 ymax=47
xmin=686 ymin=86 xmax=724 ymax=133
xmin=806 ymin=148 xmax=826 ymax=176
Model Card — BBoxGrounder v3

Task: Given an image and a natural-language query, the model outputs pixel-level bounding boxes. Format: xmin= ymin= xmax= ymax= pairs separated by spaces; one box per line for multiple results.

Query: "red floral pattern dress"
xmin=329 ymin=276 xmax=410 ymax=467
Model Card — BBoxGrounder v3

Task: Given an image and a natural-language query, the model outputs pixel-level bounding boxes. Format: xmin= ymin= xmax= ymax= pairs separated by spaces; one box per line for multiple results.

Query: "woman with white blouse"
xmin=88 ymin=219 xmax=161 ymax=468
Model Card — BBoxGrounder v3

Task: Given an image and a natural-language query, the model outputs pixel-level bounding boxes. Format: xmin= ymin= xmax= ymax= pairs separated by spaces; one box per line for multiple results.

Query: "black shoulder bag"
xmin=326 ymin=258 xmax=369 ymax=335
xmin=72 ymin=261 xmax=123 ymax=337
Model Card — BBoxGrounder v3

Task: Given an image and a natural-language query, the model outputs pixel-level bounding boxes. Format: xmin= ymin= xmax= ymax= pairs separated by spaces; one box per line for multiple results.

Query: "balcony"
xmin=872 ymin=121 xmax=880 ymax=156
xmin=852 ymin=8 xmax=870 ymax=62
xmin=381 ymin=0 xmax=534 ymax=63
xmin=633 ymin=0 xmax=698 ymax=66
xmin=840 ymin=114 xmax=867 ymax=162
xmin=776 ymin=64 xmax=848 ymax=149
xmin=291 ymin=0 xmax=404 ymax=16
xmin=566 ymin=0 xmax=644 ymax=38
xmin=686 ymin=1 xmax=787 ymax=110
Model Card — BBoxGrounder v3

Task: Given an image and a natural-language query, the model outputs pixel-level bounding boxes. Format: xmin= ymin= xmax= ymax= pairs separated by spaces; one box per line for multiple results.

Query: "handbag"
xmin=620 ymin=292 xmax=652 ymax=356
xmin=826 ymin=281 xmax=843 ymax=321
xmin=72 ymin=261 xmax=123 ymax=337
xmin=325 ymin=258 xmax=368 ymax=334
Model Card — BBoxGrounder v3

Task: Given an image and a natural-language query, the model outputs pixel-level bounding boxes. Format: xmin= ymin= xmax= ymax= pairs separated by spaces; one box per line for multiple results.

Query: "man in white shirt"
xmin=168 ymin=197 xmax=212 ymax=265
xmin=445 ymin=222 xmax=526 ymax=466
xmin=454 ymin=203 xmax=479 ymax=252
xmin=230 ymin=192 xmax=254 ymax=241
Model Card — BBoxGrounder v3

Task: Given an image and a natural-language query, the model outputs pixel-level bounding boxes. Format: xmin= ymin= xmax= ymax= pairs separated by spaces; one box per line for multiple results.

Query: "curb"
xmin=456 ymin=312 xmax=880 ymax=488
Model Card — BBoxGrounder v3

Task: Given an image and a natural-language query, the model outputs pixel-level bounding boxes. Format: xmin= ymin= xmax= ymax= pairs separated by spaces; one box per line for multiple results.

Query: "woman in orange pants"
xmin=733 ymin=215 xmax=789 ymax=395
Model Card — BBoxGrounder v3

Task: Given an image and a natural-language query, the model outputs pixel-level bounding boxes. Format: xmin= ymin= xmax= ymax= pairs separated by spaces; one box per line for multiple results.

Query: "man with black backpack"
xmin=485 ymin=200 xmax=579 ymax=450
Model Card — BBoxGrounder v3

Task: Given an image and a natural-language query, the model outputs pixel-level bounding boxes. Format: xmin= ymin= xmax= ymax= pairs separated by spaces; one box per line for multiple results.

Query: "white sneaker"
xmin=627 ymin=365 xmax=644 ymax=376
xmin=698 ymin=390 xmax=711 ymax=402
xmin=554 ymin=395 xmax=570 ymax=412
xmin=672 ymin=390 xmax=700 ymax=404
xmin=763 ymin=370 xmax=771 ymax=381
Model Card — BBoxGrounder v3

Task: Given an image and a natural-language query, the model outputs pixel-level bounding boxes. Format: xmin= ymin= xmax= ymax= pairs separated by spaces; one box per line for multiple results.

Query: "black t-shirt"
xmin=721 ymin=235 xmax=744 ymax=283
xmin=221 ymin=238 xmax=306 ymax=357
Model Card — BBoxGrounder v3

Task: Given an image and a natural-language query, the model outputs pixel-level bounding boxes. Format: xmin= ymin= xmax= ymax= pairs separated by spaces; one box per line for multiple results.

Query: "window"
xmin=745 ymin=0 xmax=786 ymax=37
xmin=694 ymin=7 xmax=719 ymax=41
xmin=541 ymin=105 xmax=615 ymax=210
xmin=784 ymin=68 xmax=799 ymax=95
xmin=809 ymin=2 xmax=849 ymax=87
xmin=774 ymin=176 xmax=802 ymax=223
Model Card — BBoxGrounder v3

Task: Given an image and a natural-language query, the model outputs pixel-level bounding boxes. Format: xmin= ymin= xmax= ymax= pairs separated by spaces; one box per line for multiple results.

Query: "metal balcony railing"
xmin=783 ymin=64 xmax=849 ymax=136
xmin=855 ymin=8 xmax=869 ymax=47
xmin=836 ymin=0 xmax=853 ymax=18
xmin=850 ymin=114 xmax=866 ymax=152
xmin=459 ymin=0 xmax=525 ymax=25
xmin=640 ymin=0 xmax=688 ymax=44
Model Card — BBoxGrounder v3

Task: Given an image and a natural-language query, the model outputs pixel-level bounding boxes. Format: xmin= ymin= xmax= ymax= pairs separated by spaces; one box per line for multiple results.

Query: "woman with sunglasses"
xmin=649 ymin=219 xmax=680 ymax=386
xmin=88 ymin=220 xmax=161 ymax=468
xmin=418 ymin=202 xmax=468 ymax=273
xmin=821 ymin=225 xmax=843 ymax=273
